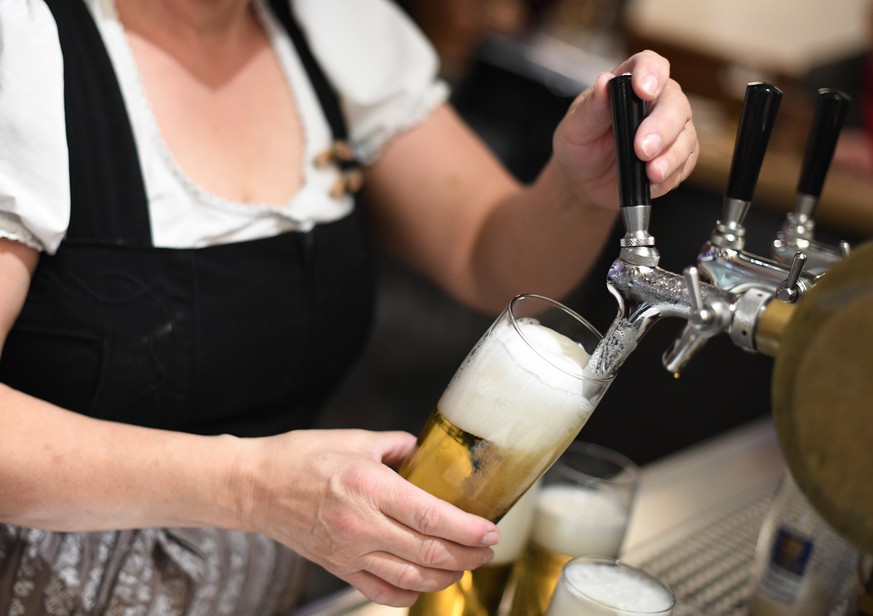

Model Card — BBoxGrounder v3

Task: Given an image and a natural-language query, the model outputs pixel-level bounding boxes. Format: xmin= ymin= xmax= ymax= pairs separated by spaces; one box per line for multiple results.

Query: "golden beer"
xmin=406 ymin=567 xmax=508 ymax=616
xmin=407 ymin=569 xmax=488 ymax=616
xmin=401 ymin=409 xmax=573 ymax=521
xmin=469 ymin=563 xmax=515 ymax=613
xmin=509 ymin=541 xmax=572 ymax=616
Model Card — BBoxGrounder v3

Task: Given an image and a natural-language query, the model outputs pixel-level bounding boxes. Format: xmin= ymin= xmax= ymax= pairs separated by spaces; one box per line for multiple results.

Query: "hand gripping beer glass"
xmin=401 ymin=293 xmax=615 ymax=614
xmin=546 ymin=557 xmax=675 ymax=616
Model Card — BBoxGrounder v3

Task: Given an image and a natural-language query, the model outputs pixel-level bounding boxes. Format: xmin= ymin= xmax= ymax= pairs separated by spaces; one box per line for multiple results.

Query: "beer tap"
xmin=772 ymin=88 xmax=853 ymax=274
xmin=696 ymin=82 xmax=820 ymax=297
xmin=594 ymin=75 xmax=770 ymax=378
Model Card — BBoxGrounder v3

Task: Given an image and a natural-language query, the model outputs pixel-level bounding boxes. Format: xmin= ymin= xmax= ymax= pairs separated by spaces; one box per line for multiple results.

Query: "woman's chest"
xmin=123 ymin=22 xmax=306 ymax=207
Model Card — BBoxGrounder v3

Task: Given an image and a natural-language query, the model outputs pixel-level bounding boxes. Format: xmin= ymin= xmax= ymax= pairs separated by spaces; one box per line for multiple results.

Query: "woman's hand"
xmin=232 ymin=429 xmax=499 ymax=607
xmin=552 ymin=49 xmax=699 ymax=210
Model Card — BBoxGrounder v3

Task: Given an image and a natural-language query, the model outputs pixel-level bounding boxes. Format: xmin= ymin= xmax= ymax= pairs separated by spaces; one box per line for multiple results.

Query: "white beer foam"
xmin=440 ymin=319 xmax=593 ymax=451
xmin=564 ymin=560 xmax=673 ymax=611
xmin=533 ymin=484 xmax=628 ymax=557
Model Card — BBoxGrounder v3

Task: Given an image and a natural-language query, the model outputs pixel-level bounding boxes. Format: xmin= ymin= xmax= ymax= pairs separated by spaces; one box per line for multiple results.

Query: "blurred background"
xmin=309 ymin=0 xmax=873 ymax=600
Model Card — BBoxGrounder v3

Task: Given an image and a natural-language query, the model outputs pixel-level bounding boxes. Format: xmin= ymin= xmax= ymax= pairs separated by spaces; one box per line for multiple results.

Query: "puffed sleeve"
xmin=0 ymin=0 xmax=69 ymax=254
xmin=291 ymin=0 xmax=449 ymax=164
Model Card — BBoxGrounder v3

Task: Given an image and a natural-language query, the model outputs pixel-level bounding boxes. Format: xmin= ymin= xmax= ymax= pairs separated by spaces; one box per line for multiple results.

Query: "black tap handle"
xmin=797 ymin=88 xmax=851 ymax=198
xmin=609 ymin=73 xmax=651 ymax=208
xmin=726 ymin=82 xmax=783 ymax=202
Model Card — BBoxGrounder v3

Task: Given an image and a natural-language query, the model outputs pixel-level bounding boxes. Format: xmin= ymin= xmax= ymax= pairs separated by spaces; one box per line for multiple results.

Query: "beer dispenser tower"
xmin=600 ymin=74 xmax=855 ymax=376
xmin=596 ymin=75 xmax=798 ymax=378
xmin=606 ymin=74 xmax=873 ymax=610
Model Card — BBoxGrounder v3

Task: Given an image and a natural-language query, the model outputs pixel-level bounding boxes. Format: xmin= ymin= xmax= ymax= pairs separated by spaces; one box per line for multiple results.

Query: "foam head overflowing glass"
xmin=400 ymin=293 xmax=615 ymax=523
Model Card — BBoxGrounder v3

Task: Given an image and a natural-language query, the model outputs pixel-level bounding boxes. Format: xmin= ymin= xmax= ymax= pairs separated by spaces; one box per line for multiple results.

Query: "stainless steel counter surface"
xmin=296 ymin=418 xmax=785 ymax=616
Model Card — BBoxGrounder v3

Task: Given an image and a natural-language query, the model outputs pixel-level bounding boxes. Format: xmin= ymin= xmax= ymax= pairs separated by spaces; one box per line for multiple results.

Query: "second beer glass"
xmin=508 ymin=442 xmax=639 ymax=616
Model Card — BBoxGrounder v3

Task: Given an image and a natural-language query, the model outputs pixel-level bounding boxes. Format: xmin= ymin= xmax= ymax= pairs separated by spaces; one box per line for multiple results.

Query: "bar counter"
xmin=297 ymin=418 xmax=789 ymax=615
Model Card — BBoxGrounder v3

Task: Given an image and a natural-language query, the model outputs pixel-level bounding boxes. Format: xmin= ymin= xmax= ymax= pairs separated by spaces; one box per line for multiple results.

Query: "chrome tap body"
xmin=597 ymin=77 xmax=776 ymax=377
xmin=599 ymin=80 xmax=848 ymax=377
xmin=600 ymin=207 xmax=766 ymax=377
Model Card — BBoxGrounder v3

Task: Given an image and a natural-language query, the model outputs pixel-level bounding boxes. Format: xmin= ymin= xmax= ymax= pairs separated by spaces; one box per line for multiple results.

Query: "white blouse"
xmin=0 ymin=0 xmax=448 ymax=253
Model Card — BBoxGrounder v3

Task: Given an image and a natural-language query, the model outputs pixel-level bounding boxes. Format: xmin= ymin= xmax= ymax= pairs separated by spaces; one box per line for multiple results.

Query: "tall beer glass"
xmin=545 ymin=557 xmax=675 ymax=616
xmin=508 ymin=442 xmax=639 ymax=616
xmin=401 ymin=294 xmax=615 ymax=614
xmin=400 ymin=294 xmax=613 ymax=520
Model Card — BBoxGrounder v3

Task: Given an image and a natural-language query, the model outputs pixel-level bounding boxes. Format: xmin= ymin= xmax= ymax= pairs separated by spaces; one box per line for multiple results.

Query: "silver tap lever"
xmin=662 ymin=266 xmax=733 ymax=375
xmin=774 ymin=252 xmax=809 ymax=303
xmin=840 ymin=241 xmax=852 ymax=258
xmin=773 ymin=89 xmax=852 ymax=273
xmin=683 ymin=266 xmax=710 ymax=324
xmin=712 ymin=82 xmax=783 ymax=250
xmin=609 ymin=73 xmax=658 ymax=267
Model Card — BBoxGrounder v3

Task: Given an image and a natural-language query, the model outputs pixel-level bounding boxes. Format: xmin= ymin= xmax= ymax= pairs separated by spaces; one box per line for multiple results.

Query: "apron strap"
xmin=44 ymin=0 xmax=356 ymax=246
xmin=268 ymin=0 xmax=351 ymax=142
xmin=43 ymin=0 xmax=152 ymax=246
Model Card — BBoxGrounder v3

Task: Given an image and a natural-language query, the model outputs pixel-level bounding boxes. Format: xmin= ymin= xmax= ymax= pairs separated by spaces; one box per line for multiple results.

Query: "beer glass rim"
xmin=559 ymin=556 xmax=676 ymax=614
xmin=507 ymin=293 xmax=612 ymax=384
xmin=553 ymin=441 xmax=640 ymax=488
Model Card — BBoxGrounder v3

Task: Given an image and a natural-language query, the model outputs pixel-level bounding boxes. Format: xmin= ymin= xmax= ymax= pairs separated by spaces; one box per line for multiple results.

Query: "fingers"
xmin=356 ymin=550 xmax=468 ymax=596
xmin=637 ymin=77 xmax=697 ymax=192
xmin=369 ymin=432 xmax=501 ymax=568
xmin=260 ymin=429 xmax=499 ymax=605
xmin=341 ymin=568 xmax=423 ymax=608
xmin=382 ymin=478 xmax=500 ymax=551
xmin=373 ymin=505 xmax=497 ymax=574
xmin=367 ymin=430 xmax=419 ymax=469
xmin=610 ymin=49 xmax=671 ymax=101
xmin=307 ymin=449 xmax=498 ymax=599
xmin=636 ymin=76 xmax=691 ymax=157
xmin=333 ymin=466 xmax=498 ymax=570
xmin=610 ymin=51 xmax=697 ymax=192
xmin=649 ymin=118 xmax=698 ymax=198
xmin=557 ymin=50 xmax=696 ymax=188
xmin=340 ymin=566 xmax=463 ymax=607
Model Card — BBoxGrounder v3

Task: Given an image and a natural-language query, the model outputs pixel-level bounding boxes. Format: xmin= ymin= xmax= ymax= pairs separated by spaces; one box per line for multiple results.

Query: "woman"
xmin=0 ymin=0 xmax=697 ymax=612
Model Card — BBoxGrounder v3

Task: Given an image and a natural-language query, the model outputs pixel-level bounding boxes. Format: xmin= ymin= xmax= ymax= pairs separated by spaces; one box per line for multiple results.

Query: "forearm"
xmin=469 ymin=159 xmax=618 ymax=313
xmin=0 ymin=383 xmax=244 ymax=532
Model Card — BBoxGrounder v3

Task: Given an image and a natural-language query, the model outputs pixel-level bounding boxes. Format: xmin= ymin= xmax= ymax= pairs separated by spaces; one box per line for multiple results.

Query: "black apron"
xmin=0 ymin=0 xmax=375 ymax=437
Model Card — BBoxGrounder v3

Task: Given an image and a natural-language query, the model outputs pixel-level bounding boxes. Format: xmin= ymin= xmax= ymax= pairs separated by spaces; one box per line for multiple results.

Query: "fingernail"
xmin=654 ymin=159 xmax=669 ymax=182
xmin=481 ymin=549 xmax=494 ymax=566
xmin=481 ymin=530 xmax=499 ymax=547
xmin=642 ymin=75 xmax=659 ymax=96
xmin=641 ymin=134 xmax=661 ymax=158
